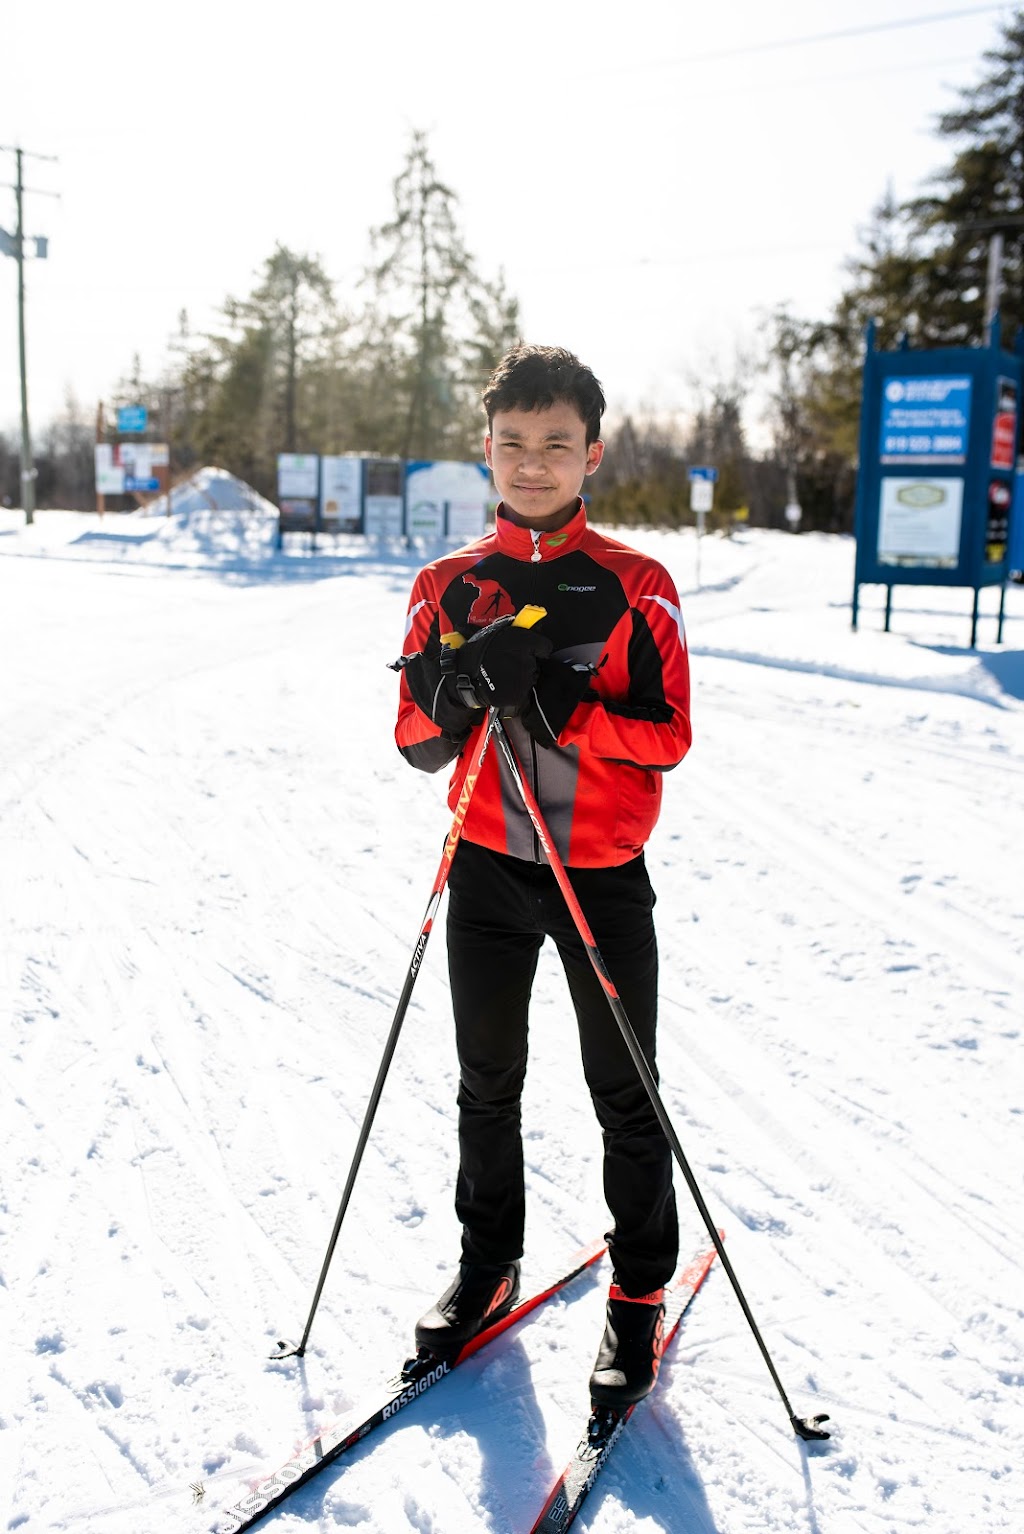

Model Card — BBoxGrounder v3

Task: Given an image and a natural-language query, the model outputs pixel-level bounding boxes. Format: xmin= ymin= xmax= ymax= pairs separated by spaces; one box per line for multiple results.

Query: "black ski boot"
xmin=415 ymin=1260 xmax=521 ymax=1359
xmin=589 ymin=1284 xmax=666 ymax=1408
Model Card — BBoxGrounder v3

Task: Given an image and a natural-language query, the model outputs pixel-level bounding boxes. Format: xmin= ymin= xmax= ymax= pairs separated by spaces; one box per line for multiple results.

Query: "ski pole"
xmin=488 ymin=716 xmax=831 ymax=1442
xmin=271 ymin=709 xmax=498 ymax=1359
xmin=272 ymin=605 xmax=548 ymax=1359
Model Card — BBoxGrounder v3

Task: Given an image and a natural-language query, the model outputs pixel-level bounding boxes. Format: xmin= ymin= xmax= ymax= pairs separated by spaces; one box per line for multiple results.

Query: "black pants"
xmin=446 ymin=839 xmax=678 ymax=1296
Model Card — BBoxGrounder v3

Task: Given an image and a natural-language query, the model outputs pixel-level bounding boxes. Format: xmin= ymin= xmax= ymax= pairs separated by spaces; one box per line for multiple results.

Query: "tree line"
xmin=5 ymin=12 xmax=1022 ymax=531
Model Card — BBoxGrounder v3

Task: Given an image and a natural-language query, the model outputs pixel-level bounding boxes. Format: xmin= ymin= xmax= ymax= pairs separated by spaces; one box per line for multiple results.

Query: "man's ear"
xmin=585 ymin=438 xmax=605 ymax=475
xmin=484 ymin=433 xmax=493 ymax=470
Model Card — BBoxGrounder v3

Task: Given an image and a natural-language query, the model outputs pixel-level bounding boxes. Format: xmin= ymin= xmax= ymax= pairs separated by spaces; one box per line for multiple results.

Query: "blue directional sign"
xmin=688 ymin=465 xmax=718 ymax=481
xmin=117 ymin=405 xmax=148 ymax=434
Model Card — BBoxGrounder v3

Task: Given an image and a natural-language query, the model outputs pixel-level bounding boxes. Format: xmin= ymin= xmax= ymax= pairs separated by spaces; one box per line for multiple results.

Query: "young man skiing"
xmin=395 ymin=344 xmax=691 ymax=1408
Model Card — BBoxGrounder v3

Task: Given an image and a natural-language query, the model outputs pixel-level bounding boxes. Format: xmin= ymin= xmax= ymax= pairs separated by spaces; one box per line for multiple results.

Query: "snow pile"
xmin=1 ymin=525 xmax=1023 ymax=1534
xmin=141 ymin=465 xmax=278 ymax=522
xmin=0 ymin=469 xmax=279 ymax=567
xmin=134 ymin=466 xmax=279 ymax=562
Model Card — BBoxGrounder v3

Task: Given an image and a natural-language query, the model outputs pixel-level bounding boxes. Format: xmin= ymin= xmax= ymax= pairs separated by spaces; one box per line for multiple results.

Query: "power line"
xmin=610 ymin=3 xmax=1012 ymax=73
xmin=674 ymin=49 xmax=981 ymax=104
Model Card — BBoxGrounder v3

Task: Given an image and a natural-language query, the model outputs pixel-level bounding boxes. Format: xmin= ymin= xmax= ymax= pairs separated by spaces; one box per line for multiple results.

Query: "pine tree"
xmin=95 ymin=133 xmax=521 ymax=495
xmin=359 ymin=130 xmax=520 ymax=460
xmin=910 ymin=8 xmax=1024 ymax=343
xmin=187 ymin=246 xmax=336 ymax=493
xmin=757 ymin=12 xmax=1024 ymax=532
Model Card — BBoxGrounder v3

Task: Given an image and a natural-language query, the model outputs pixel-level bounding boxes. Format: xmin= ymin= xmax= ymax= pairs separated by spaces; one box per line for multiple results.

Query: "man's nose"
xmin=517 ymin=448 xmax=547 ymax=475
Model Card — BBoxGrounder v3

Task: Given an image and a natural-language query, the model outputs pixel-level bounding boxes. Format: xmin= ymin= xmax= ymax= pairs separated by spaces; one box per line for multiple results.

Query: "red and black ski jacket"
xmin=395 ymin=500 xmax=691 ymax=868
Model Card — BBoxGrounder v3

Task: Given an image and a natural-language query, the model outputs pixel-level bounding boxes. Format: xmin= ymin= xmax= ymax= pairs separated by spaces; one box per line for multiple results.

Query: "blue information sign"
xmin=688 ymin=465 xmax=718 ymax=481
xmin=117 ymin=405 xmax=148 ymax=434
xmin=879 ymin=376 xmax=971 ymax=464
xmin=852 ymin=317 xmax=1022 ymax=644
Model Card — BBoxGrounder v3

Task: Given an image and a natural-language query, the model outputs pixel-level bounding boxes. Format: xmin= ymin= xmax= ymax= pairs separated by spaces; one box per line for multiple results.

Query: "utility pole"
xmin=984 ymin=231 xmax=1005 ymax=333
xmin=14 ymin=148 xmax=33 ymax=526
xmin=1 ymin=143 xmax=58 ymax=526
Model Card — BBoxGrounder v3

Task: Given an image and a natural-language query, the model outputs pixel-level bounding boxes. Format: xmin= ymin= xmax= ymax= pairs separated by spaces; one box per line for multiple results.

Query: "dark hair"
xmin=483 ymin=344 xmax=606 ymax=445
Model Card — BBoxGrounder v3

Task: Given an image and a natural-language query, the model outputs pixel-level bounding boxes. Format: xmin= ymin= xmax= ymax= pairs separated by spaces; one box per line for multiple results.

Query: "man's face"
xmin=485 ymin=401 xmax=604 ymax=529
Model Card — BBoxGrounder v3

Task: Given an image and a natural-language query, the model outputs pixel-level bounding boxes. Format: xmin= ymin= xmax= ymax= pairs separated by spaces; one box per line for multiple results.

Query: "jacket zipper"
xmin=528 ymin=530 xmax=543 ymax=853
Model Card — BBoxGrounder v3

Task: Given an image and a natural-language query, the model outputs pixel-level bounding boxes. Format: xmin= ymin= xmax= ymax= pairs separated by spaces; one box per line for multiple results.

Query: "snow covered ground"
xmin=2 ymin=493 xmax=1022 ymax=1534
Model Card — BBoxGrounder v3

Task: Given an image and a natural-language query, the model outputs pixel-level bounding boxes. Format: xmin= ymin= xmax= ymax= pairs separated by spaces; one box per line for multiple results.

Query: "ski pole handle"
xmin=439 ymin=603 xmax=547 ymax=650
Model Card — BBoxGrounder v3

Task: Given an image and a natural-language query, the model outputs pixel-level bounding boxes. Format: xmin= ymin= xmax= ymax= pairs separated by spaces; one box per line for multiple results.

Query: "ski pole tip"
xmin=270 ymin=1338 xmax=305 ymax=1360
xmin=792 ymin=1413 xmax=831 ymax=1441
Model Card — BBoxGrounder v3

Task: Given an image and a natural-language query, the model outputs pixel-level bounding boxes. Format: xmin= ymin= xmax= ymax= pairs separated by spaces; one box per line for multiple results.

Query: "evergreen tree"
xmin=910 ymin=9 xmax=1024 ymax=343
xmin=758 ymin=11 xmax=1024 ymax=531
xmin=591 ymin=413 xmax=688 ymax=528
xmin=359 ymin=130 xmax=520 ymax=460
xmin=683 ymin=368 xmax=753 ymax=527
xmin=170 ymin=132 xmax=519 ymax=487
xmin=183 ymin=246 xmax=336 ymax=495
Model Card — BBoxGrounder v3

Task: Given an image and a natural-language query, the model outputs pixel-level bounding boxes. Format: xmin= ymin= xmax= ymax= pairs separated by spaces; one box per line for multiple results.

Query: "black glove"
xmin=450 ymin=616 xmax=553 ymax=714
xmin=521 ymin=658 xmax=594 ymax=747
xmin=402 ymin=645 xmax=477 ymax=737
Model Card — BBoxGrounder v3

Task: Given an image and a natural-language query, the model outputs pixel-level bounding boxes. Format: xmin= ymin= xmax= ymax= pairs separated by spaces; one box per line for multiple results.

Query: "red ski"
xmin=529 ymin=1237 xmax=721 ymax=1534
xmin=214 ymin=1235 xmax=606 ymax=1533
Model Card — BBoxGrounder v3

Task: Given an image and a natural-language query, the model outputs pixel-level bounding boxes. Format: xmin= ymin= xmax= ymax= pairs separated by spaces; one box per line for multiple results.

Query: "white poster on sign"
xmin=364 ymin=496 xmax=404 ymax=537
xmin=277 ymin=454 xmax=319 ymax=498
xmin=690 ymin=478 xmax=714 ymax=513
xmin=95 ymin=443 xmax=124 ymax=494
xmin=117 ymin=443 xmax=168 ymax=478
xmin=447 ymin=499 xmax=489 ymax=540
xmin=405 ymin=496 xmax=445 ymax=538
xmin=320 ymin=456 xmax=362 ymax=531
xmin=878 ymin=477 xmax=964 ymax=568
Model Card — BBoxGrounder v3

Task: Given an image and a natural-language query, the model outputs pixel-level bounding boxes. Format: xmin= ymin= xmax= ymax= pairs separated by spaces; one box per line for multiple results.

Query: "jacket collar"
xmin=493 ymin=499 xmax=588 ymax=561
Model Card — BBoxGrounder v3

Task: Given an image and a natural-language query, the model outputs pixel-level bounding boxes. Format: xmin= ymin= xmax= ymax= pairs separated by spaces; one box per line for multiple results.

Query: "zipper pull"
xmin=531 ymin=531 xmax=542 ymax=563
